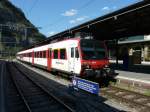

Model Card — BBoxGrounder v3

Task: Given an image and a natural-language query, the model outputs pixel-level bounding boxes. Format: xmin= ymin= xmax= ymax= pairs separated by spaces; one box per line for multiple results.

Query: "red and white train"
xmin=17 ymin=37 xmax=115 ymax=79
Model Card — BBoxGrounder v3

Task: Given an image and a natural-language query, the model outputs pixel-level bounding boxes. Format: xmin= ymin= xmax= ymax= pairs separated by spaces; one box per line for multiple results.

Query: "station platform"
xmin=109 ymin=60 xmax=150 ymax=89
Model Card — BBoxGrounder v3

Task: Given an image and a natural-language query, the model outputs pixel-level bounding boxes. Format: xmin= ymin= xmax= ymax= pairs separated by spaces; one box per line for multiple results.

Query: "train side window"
xmin=36 ymin=52 xmax=37 ymax=58
xmin=75 ymin=47 xmax=79 ymax=58
xmin=39 ymin=52 xmax=41 ymax=58
xmin=43 ymin=51 xmax=46 ymax=58
xmin=40 ymin=51 xmax=42 ymax=58
xmin=71 ymin=47 xmax=74 ymax=58
xmin=60 ymin=49 xmax=66 ymax=59
xmin=37 ymin=52 xmax=39 ymax=58
xmin=38 ymin=52 xmax=40 ymax=58
xmin=38 ymin=51 xmax=41 ymax=58
xmin=39 ymin=52 xmax=40 ymax=58
xmin=49 ymin=49 xmax=51 ymax=58
xmin=36 ymin=52 xmax=38 ymax=58
xmin=54 ymin=49 xmax=58 ymax=59
xmin=39 ymin=51 xmax=41 ymax=58
xmin=41 ymin=51 xmax=42 ymax=58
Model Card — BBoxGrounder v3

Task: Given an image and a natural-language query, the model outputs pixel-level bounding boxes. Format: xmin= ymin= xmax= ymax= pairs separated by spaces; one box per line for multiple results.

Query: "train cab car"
xmin=78 ymin=39 xmax=115 ymax=79
xmin=16 ymin=37 xmax=116 ymax=80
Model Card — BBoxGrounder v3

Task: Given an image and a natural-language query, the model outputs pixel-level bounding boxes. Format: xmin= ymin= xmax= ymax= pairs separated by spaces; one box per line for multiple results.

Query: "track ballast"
xmin=7 ymin=62 xmax=74 ymax=112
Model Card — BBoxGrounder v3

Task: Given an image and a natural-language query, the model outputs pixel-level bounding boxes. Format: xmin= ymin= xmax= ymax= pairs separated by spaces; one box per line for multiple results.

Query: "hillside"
xmin=0 ymin=0 xmax=46 ymax=57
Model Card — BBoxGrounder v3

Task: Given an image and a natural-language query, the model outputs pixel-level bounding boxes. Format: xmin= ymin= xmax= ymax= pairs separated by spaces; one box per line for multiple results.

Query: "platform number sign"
xmin=72 ymin=77 xmax=100 ymax=95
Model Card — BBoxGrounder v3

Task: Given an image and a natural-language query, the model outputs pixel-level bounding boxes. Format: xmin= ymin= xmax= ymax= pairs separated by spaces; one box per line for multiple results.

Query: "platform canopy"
xmin=35 ymin=0 xmax=150 ymax=46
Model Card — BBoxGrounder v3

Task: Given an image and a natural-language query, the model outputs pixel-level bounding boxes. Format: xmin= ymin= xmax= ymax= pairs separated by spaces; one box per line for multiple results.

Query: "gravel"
xmin=16 ymin=60 xmax=138 ymax=112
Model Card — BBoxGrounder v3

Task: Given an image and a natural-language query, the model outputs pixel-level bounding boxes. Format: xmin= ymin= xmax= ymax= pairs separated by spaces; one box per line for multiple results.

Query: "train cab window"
xmin=60 ymin=49 xmax=66 ymax=59
xmin=71 ymin=48 xmax=74 ymax=58
xmin=54 ymin=49 xmax=58 ymax=59
xmin=75 ymin=47 xmax=79 ymax=58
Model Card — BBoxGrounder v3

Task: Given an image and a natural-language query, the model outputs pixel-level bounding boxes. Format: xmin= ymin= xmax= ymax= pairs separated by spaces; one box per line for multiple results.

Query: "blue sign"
xmin=72 ymin=77 xmax=100 ymax=95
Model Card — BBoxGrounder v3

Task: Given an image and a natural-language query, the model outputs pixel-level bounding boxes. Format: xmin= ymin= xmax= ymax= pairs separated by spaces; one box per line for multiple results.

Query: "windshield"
xmin=80 ymin=39 xmax=106 ymax=60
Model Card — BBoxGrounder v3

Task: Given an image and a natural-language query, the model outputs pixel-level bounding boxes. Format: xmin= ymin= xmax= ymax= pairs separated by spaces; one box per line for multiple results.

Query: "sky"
xmin=10 ymin=0 xmax=141 ymax=37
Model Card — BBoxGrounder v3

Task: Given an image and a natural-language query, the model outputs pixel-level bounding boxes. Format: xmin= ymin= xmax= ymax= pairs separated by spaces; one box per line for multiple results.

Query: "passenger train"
xmin=17 ymin=37 xmax=116 ymax=79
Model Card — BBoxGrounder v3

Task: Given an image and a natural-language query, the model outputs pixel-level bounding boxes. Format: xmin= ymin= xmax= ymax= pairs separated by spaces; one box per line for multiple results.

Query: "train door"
xmin=69 ymin=47 xmax=75 ymax=73
xmin=74 ymin=47 xmax=81 ymax=75
xmin=69 ymin=47 xmax=80 ymax=74
xmin=47 ymin=48 xmax=52 ymax=71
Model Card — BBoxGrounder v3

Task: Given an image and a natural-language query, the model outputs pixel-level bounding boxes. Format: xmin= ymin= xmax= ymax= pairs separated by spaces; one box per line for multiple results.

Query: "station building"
xmin=108 ymin=35 xmax=150 ymax=63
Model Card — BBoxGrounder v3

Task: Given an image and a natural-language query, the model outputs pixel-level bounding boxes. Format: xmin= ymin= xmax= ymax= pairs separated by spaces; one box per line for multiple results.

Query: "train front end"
xmin=79 ymin=39 xmax=116 ymax=79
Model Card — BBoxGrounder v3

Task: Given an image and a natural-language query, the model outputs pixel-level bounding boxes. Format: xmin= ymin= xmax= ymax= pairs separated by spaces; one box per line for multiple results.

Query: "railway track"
xmin=18 ymin=60 xmax=150 ymax=112
xmin=6 ymin=62 xmax=29 ymax=112
xmin=14 ymin=61 xmax=123 ymax=112
xmin=101 ymin=86 xmax=150 ymax=112
xmin=7 ymin=62 xmax=74 ymax=112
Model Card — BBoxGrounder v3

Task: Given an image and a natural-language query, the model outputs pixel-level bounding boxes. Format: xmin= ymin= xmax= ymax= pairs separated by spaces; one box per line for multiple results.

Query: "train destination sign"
xmin=72 ymin=77 xmax=100 ymax=95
